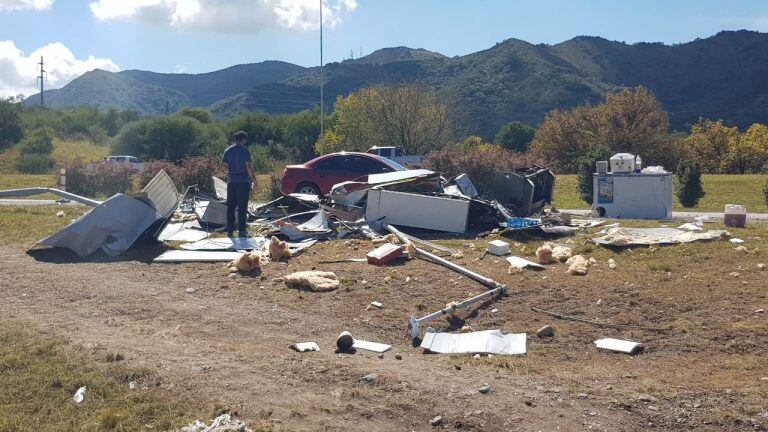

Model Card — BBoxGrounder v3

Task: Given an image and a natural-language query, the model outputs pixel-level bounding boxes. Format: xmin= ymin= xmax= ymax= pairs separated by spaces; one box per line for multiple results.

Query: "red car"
xmin=280 ymin=152 xmax=406 ymax=196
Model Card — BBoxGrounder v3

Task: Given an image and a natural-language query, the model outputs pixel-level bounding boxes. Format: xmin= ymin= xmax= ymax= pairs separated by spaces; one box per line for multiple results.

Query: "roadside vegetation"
xmin=2 ymin=84 xmax=768 ymax=205
xmin=0 ymin=321 xmax=192 ymax=431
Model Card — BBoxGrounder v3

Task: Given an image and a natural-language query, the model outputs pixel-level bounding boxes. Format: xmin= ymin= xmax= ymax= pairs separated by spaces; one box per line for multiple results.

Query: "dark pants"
xmin=226 ymin=182 xmax=250 ymax=233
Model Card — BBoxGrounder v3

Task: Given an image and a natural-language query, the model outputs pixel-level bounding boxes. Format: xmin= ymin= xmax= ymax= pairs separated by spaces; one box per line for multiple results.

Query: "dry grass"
xmin=0 ymin=321 xmax=191 ymax=432
xmin=0 ymin=205 xmax=86 ymax=247
xmin=0 ymin=139 xmax=109 ymax=175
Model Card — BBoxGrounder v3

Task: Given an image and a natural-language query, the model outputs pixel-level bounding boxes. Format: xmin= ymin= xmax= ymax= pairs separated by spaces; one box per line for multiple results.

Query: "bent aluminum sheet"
xmin=595 ymin=338 xmax=645 ymax=355
xmin=506 ymin=256 xmax=545 ymax=271
xmin=180 ymin=236 xmax=267 ymax=251
xmin=420 ymin=329 xmax=526 ymax=355
xmin=593 ymin=227 xmax=727 ymax=247
xmin=153 ymin=250 xmax=243 ymax=263
xmin=39 ymin=194 xmax=159 ymax=257
xmin=158 ymin=221 xmax=204 ymax=241
xmin=353 ymin=339 xmax=391 ymax=353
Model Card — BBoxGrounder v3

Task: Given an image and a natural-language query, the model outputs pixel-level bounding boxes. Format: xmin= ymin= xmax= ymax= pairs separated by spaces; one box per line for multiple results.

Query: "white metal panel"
xmin=365 ymin=189 xmax=469 ymax=233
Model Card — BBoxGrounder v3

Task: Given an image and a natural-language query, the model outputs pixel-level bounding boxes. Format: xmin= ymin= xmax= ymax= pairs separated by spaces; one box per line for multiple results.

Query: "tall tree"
xmin=0 ymin=98 xmax=23 ymax=151
xmin=316 ymin=84 xmax=454 ymax=155
xmin=724 ymin=123 xmax=768 ymax=174
xmin=530 ymin=87 xmax=671 ymax=172
xmin=494 ymin=121 xmax=535 ymax=152
xmin=683 ymin=118 xmax=740 ymax=173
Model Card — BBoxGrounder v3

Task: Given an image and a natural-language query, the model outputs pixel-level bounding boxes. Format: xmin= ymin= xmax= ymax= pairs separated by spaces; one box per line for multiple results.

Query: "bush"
xmin=18 ymin=127 xmax=54 ymax=155
xmin=577 ymin=146 xmax=613 ymax=204
xmin=675 ymin=159 xmax=705 ymax=208
xmin=0 ymin=98 xmax=23 ymax=150
xmin=15 ymin=153 xmax=54 ymax=174
xmin=139 ymin=156 xmax=226 ymax=195
xmin=112 ymin=116 xmax=227 ymax=162
xmin=494 ymin=121 xmax=535 ymax=152
xmin=763 ymin=177 xmax=768 ymax=207
xmin=66 ymin=162 xmax=134 ymax=197
xmin=424 ymin=138 xmax=546 ymax=197
xmin=268 ymin=172 xmax=282 ymax=199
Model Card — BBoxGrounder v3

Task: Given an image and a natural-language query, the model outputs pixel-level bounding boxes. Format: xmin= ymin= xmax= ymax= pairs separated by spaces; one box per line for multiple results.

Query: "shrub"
xmin=494 ymin=121 xmax=535 ymax=152
xmin=139 ymin=156 xmax=225 ymax=195
xmin=675 ymin=159 xmax=705 ymax=208
xmin=15 ymin=153 xmax=54 ymax=174
xmin=66 ymin=162 xmax=134 ymax=197
xmin=763 ymin=177 xmax=768 ymax=207
xmin=424 ymin=138 xmax=545 ymax=197
xmin=18 ymin=127 xmax=54 ymax=155
xmin=577 ymin=146 xmax=613 ymax=204
xmin=0 ymin=98 xmax=23 ymax=150
xmin=268 ymin=172 xmax=282 ymax=199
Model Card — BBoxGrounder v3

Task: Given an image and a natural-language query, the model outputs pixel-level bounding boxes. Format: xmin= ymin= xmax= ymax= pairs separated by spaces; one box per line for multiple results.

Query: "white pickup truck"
xmin=366 ymin=146 xmax=424 ymax=167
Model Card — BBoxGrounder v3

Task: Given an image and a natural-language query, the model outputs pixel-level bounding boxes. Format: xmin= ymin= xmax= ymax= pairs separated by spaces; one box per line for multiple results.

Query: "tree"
xmin=724 ymin=123 xmax=768 ymax=174
xmin=111 ymin=116 xmax=227 ymax=162
xmin=530 ymin=87 xmax=671 ymax=172
xmin=675 ymin=159 xmax=705 ymax=208
xmin=15 ymin=127 xmax=55 ymax=174
xmin=577 ymin=146 xmax=613 ymax=204
xmin=177 ymin=108 xmax=213 ymax=124
xmin=0 ymin=98 xmax=23 ymax=150
xmin=494 ymin=121 xmax=535 ymax=152
xmin=316 ymin=84 xmax=454 ymax=155
xmin=682 ymin=118 xmax=739 ymax=173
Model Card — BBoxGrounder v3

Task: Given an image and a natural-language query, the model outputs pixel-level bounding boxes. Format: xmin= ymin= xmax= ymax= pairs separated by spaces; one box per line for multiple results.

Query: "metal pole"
xmin=319 ymin=0 xmax=324 ymax=139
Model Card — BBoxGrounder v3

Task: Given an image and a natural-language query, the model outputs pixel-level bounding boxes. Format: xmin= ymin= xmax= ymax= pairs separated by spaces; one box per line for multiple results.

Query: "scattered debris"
xmin=487 ymin=240 xmax=510 ymax=256
xmin=360 ymin=373 xmax=378 ymax=384
xmin=367 ymin=243 xmax=403 ymax=265
xmin=734 ymin=245 xmax=749 ymax=253
xmin=268 ymin=236 xmax=291 ymax=260
xmin=566 ymin=255 xmax=589 ymax=275
xmin=595 ymin=338 xmax=645 ymax=355
xmin=730 ymin=238 xmax=745 ymax=244
xmin=594 ymin=227 xmax=728 ymax=247
xmin=420 ymin=329 xmax=526 ymax=355
xmin=227 ymin=251 xmax=264 ymax=273
xmin=181 ymin=237 xmax=266 ymax=251
xmin=73 ymin=386 xmax=86 ymax=405
xmin=353 ymin=339 xmax=392 ymax=353
xmin=56 ymin=211 xmax=65 ymax=218
xmin=478 ymin=385 xmax=491 ymax=394
xmin=153 ymin=251 xmax=244 ymax=263
xmin=608 ymin=258 xmax=617 ymax=269
xmin=291 ymin=342 xmax=320 ymax=352
xmin=535 ymin=243 xmax=555 ymax=264
xmin=284 ymin=271 xmax=340 ymax=292
xmin=506 ymin=256 xmax=545 ymax=272
xmin=430 ymin=416 xmax=443 ymax=427
xmin=460 ymin=325 xmax=474 ymax=333
xmin=337 ymin=331 xmax=355 ymax=351
xmin=182 ymin=414 xmax=252 ymax=432
xmin=758 ymin=263 xmax=766 ymax=271
xmin=536 ymin=325 xmax=554 ymax=338
xmin=531 ymin=307 xmax=670 ymax=332
xmin=370 ymin=301 xmax=383 ymax=309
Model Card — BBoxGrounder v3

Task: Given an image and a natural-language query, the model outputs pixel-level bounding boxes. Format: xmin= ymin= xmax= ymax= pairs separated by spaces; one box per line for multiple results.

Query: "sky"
xmin=1 ymin=0 xmax=768 ymax=97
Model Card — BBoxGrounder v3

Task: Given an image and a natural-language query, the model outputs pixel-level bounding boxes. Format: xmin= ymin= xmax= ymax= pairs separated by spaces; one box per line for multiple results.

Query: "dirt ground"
xmin=1 ymin=224 xmax=767 ymax=431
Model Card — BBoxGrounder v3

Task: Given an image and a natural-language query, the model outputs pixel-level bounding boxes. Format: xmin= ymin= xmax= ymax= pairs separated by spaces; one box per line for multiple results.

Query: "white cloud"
xmin=89 ymin=0 xmax=357 ymax=32
xmin=0 ymin=0 xmax=53 ymax=11
xmin=0 ymin=40 xmax=120 ymax=98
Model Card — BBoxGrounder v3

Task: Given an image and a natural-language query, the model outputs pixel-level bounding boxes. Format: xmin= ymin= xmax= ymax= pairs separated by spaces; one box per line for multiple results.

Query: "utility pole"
xmin=37 ymin=56 xmax=45 ymax=108
xmin=165 ymin=100 xmax=170 ymax=116
xmin=319 ymin=0 xmax=324 ymax=139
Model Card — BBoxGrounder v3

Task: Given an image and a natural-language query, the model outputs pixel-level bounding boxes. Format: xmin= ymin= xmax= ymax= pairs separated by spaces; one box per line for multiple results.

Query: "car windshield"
xmin=380 ymin=157 xmax=406 ymax=171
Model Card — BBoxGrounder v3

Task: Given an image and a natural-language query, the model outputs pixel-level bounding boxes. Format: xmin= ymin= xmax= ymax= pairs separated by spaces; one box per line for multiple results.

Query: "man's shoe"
xmin=238 ymin=230 xmax=248 ymax=237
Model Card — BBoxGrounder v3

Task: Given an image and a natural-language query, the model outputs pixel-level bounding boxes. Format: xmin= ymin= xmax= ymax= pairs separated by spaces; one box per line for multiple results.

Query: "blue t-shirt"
xmin=221 ymin=144 xmax=252 ymax=184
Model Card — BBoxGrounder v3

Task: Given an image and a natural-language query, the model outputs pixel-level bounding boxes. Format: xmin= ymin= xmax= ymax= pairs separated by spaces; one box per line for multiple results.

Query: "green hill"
xmin=27 ymin=31 xmax=768 ymax=138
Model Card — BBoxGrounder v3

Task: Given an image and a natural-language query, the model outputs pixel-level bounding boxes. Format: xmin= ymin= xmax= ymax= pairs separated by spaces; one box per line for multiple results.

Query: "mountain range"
xmin=25 ymin=30 xmax=768 ymax=138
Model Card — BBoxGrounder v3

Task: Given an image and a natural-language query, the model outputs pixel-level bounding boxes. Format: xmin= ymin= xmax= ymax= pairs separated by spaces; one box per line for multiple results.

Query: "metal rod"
xmin=409 ymin=285 xmax=506 ymax=340
xmin=0 ymin=187 xmax=101 ymax=207
xmin=385 ymin=224 xmax=500 ymax=289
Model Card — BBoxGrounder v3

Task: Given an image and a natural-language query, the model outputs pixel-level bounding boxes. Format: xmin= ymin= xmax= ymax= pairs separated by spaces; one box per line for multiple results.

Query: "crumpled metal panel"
xmin=38 ymin=194 xmax=159 ymax=257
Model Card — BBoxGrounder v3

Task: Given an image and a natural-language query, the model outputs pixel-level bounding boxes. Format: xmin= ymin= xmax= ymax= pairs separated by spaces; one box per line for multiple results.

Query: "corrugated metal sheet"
xmin=139 ymin=170 xmax=179 ymax=218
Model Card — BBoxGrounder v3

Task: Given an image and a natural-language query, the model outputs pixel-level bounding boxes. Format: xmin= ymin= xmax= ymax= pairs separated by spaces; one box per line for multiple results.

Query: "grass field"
xmin=553 ymin=174 xmax=768 ymax=212
xmin=0 ymin=321 xmax=192 ymax=432
xmin=0 ymin=139 xmax=109 ymax=175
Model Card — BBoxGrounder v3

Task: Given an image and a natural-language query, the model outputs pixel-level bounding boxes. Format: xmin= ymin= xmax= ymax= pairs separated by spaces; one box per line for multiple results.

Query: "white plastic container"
xmin=724 ymin=204 xmax=746 ymax=228
xmin=610 ymin=153 xmax=635 ymax=173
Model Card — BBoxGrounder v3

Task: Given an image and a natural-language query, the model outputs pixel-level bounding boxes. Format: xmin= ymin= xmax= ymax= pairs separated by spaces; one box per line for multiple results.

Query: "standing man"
xmin=221 ymin=131 xmax=255 ymax=237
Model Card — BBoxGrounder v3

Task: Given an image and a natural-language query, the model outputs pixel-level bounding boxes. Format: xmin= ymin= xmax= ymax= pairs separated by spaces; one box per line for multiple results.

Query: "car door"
xmin=313 ymin=155 xmax=349 ymax=192
xmin=347 ymin=155 xmax=393 ymax=178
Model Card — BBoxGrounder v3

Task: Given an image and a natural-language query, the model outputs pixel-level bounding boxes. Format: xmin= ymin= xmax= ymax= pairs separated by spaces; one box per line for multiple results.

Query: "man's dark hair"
xmin=234 ymin=131 xmax=248 ymax=143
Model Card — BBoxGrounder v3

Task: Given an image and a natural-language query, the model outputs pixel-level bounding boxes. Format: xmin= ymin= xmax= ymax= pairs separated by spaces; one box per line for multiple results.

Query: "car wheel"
xmin=295 ymin=182 xmax=321 ymax=196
